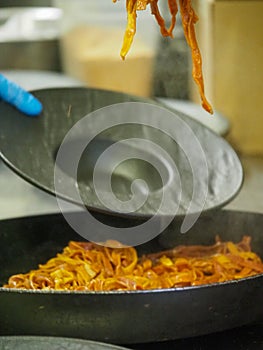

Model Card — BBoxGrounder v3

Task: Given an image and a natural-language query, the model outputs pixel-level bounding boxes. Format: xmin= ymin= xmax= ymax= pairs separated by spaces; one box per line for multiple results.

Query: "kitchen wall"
xmin=192 ymin=0 xmax=263 ymax=155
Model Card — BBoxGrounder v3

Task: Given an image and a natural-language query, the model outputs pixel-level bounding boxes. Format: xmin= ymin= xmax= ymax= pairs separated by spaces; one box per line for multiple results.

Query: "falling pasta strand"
xmin=167 ymin=0 xmax=178 ymax=36
xmin=179 ymin=0 xmax=213 ymax=113
xmin=120 ymin=0 xmax=138 ymax=59
xmin=113 ymin=0 xmax=213 ymax=114
xmin=4 ymin=236 xmax=263 ymax=291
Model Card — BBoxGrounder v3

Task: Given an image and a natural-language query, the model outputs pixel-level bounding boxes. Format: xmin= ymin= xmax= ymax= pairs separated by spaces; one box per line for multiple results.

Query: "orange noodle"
xmin=113 ymin=0 xmax=213 ymax=114
xmin=4 ymin=236 xmax=263 ymax=291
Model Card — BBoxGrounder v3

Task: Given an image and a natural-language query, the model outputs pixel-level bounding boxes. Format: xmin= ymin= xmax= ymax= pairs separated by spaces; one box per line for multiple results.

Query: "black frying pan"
xmin=0 ymin=209 xmax=262 ymax=344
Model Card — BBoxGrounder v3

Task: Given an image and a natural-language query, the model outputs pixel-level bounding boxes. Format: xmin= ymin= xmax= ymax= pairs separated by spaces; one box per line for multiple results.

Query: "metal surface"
xmin=157 ymin=98 xmax=230 ymax=136
xmin=0 ymin=87 xmax=243 ymax=218
xmin=0 ymin=8 xmax=62 ymax=70
xmin=0 ymin=336 xmax=130 ymax=350
xmin=0 ymin=210 xmax=262 ymax=344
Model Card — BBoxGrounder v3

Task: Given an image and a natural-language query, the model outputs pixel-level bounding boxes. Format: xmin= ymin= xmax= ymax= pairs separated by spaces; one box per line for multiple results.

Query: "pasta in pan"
xmin=4 ymin=236 xmax=263 ymax=291
xmin=113 ymin=0 xmax=213 ymax=114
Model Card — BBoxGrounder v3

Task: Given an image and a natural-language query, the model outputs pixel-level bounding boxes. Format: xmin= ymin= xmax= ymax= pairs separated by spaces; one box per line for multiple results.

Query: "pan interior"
xmin=55 ymin=135 xmax=170 ymax=204
xmin=1 ymin=210 xmax=263 ymax=286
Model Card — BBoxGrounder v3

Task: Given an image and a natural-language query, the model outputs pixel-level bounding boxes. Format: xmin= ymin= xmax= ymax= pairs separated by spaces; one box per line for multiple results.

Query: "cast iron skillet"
xmin=0 ymin=209 xmax=262 ymax=344
xmin=0 ymin=87 xmax=243 ymax=218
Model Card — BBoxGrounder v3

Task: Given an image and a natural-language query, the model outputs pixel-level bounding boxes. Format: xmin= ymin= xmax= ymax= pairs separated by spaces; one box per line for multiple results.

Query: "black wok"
xmin=0 ymin=87 xmax=243 ymax=219
xmin=0 ymin=210 xmax=262 ymax=344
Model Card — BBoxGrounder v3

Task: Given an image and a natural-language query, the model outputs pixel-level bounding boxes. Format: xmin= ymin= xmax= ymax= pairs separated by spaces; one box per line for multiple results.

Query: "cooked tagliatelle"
xmin=113 ymin=0 xmax=213 ymax=114
xmin=4 ymin=236 xmax=263 ymax=291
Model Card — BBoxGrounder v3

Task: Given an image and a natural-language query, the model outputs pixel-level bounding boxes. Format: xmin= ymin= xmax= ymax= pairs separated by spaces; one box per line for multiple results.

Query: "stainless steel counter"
xmin=0 ymin=155 xmax=262 ymax=221
xmin=0 ymin=159 xmax=60 ymax=220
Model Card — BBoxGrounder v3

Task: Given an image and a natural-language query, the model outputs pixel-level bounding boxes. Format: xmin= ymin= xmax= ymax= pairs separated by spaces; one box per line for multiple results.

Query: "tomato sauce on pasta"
xmin=4 ymin=236 xmax=263 ymax=291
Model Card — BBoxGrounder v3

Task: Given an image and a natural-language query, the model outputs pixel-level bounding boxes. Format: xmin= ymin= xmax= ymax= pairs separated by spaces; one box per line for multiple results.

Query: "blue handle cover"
xmin=0 ymin=74 xmax=43 ymax=116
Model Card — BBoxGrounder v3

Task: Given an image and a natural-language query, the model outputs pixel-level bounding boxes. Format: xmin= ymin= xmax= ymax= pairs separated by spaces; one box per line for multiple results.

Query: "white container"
xmin=0 ymin=7 xmax=62 ymax=70
xmin=54 ymin=0 xmax=159 ymax=97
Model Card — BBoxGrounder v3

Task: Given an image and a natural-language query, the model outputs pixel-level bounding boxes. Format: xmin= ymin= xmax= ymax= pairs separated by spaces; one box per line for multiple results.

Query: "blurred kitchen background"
xmin=0 ymin=0 xmax=263 ymax=220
